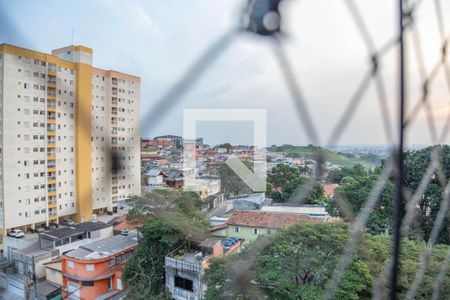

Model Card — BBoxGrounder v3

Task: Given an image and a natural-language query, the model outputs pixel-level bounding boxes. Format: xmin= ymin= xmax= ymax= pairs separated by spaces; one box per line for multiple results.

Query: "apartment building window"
xmin=86 ymin=264 xmax=94 ymax=271
xmin=234 ymin=226 xmax=240 ymax=233
xmin=253 ymin=228 xmax=258 ymax=235
xmin=34 ymin=210 xmax=39 ymax=215
xmin=67 ymin=261 xmax=74 ymax=268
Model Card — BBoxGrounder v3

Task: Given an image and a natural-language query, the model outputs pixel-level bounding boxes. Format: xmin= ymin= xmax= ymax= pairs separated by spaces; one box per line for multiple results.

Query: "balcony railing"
xmin=48 ymin=188 xmax=56 ymax=193
xmin=48 ymin=64 xmax=56 ymax=73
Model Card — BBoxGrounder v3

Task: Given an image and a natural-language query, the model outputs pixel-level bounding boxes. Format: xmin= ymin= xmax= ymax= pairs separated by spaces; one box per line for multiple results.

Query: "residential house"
xmin=0 ymin=222 xmax=113 ymax=299
xmin=145 ymin=167 xmax=168 ymax=186
xmin=210 ymin=210 xmax=324 ymax=243
xmin=61 ymin=233 xmax=138 ymax=300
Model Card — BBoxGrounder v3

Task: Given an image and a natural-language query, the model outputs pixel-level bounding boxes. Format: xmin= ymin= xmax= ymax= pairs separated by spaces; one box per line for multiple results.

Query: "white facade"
xmin=0 ymin=51 xmax=76 ymax=229
xmin=0 ymin=44 xmax=141 ymax=231
xmin=91 ymin=69 xmax=141 ymax=212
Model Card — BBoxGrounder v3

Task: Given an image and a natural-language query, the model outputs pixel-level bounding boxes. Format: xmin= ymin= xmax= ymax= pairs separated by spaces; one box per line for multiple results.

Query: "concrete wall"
xmin=225 ymin=225 xmax=275 ymax=243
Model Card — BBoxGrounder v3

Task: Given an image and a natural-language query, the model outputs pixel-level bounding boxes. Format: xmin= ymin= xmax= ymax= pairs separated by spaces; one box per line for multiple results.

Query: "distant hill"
xmin=268 ymin=144 xmax=381 ymax=168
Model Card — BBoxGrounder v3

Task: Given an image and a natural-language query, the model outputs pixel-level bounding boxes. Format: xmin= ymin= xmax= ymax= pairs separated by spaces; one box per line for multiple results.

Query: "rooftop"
xmin=228 ymin=193 xmax=265 ymax=204
xmin=40 ymin=221 xmax=111 ymax=241
xmin=261 ymin=205 xmax=329 ymax=216
xmin=64 ymin=234 xmax=138 ymax=261
xmin=227 ymin=210 xmax=321 ymax=229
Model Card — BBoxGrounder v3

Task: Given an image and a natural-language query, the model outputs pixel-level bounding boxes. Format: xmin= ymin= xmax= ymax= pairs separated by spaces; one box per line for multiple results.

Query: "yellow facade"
xmin=74 ymin=62 xmax=93 ymax=222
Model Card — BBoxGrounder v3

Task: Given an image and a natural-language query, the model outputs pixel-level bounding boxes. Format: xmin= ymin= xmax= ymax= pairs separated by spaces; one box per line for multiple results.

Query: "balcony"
xmin=48 ymin=63 xmax=56 ymax=74
xmin=112 ymin=78 xmax=118 ymax=85
xmin=112 ymin=87 xmax=118 ymax=95
xmin=47 ymin=103 xmax=56 ymax=113
xmin=48 ymin=210 xmax=57 ymax=219
xmin=47 ymin=152 xmax=56 ymax=160
xmin=48 ymin=197 xmax=57 ymax=206
xmin=47 ymin=113 xmax=56 ymax=124
xmin=111 ymin=108 xmax=118 ymax=115
xmin=48 ymin=175 xmax=56 ymax=184
xmin=47 ymin=88 xmax=56 ymax=99
xmin=47 ymin=76 xmax=56 ymax=88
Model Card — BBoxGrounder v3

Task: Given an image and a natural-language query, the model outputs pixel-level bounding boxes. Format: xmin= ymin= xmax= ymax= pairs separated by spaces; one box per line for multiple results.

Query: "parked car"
xmin=59 ymin=219 xmax=75 ymax=226
xmin=49 ymin=222 xmax=59 ymax=229
xmin=30 ymin=227 xmax=45 ymax=233
xmin=41 ymin=224 xmax=50 ymax=230
xmin=8 ymin=229 xmax=25 ymax=238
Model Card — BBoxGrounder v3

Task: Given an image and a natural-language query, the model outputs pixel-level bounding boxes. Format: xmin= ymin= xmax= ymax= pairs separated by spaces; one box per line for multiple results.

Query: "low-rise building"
xmin=145 ymin=168 xmax=168 ymax=186
xmin=0 ymin=222 xmax=113 ymax=299
xmin=210 ymin=210 xmax=325 ymax=242
xmin=165 ymin=238 xmax=242 ymax=300
xmin=61 ymin=233 xmax=138 ymax=300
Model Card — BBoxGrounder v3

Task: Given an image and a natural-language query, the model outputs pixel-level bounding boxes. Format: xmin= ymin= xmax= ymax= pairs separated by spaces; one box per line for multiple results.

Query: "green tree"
xmin=265 ymin=182 xmax=273 ymax=197
xmin=123 ymin=217 xmax=183 ymax=299
xmin=123 ymin=190 xmax=209 ymax=299
xmin=326 ymin=171 xmax=394 ymax=234
xmin=326 ymin=164 xmax=367 ymax=184
xmin=403 ymin=145 xmax=450 ymax=244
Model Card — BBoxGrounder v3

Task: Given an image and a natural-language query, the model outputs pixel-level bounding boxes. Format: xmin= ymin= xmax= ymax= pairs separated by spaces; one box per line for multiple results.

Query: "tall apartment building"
xmin=0 ymin=44 xmax=140 ymax=232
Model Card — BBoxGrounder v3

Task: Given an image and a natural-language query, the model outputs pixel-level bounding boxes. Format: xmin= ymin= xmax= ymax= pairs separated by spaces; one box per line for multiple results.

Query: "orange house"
xmin=61 ymin=234 xmax=138 ymax=300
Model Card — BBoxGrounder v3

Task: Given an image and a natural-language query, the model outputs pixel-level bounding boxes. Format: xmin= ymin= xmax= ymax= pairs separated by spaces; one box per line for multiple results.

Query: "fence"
xmin=1 ymin=0 xmax=450 ymax=298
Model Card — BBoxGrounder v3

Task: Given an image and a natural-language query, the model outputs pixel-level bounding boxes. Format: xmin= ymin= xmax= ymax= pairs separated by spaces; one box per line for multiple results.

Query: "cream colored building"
xmin=0 ymin=44 xmax=140 ymax=232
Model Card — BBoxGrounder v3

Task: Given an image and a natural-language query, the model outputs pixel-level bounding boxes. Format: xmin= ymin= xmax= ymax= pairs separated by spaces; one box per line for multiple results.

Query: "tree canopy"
xmin=204 ymin=222 xmax=450 ymax=299
xmin=267 ymin=164 xmax=326 ymax=204
xmin=326 ymin=145 xmax=450 ymax=243
xmin=123 ymin=190 xmax=208 ymax=299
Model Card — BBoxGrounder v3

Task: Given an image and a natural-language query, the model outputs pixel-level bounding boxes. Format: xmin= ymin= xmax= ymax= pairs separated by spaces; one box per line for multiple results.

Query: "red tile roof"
xmin=226 ymin=210 xmax=320 ymax=229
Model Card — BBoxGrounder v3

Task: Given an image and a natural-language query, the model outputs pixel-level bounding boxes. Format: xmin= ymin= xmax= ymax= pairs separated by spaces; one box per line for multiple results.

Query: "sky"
xmin=1 ymin=0 xmax=449 ymax=147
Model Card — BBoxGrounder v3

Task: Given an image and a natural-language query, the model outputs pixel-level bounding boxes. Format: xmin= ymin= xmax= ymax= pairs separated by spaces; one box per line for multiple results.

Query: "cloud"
xmin=129 ymin=1 xmax=160 ymax=35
